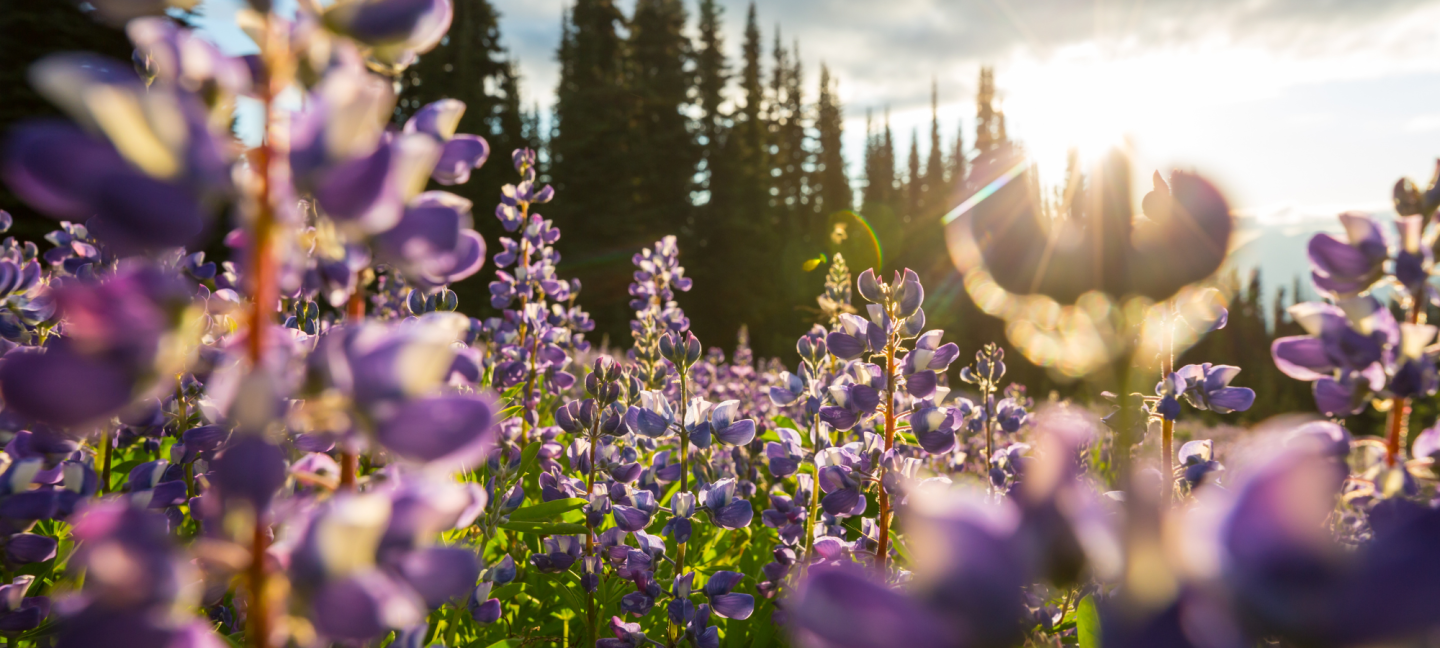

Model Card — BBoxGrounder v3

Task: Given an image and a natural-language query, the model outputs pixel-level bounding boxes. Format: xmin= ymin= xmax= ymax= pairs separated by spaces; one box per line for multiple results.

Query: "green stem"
xmin=875 ymin=334 xmax=897 ymax=568
xmin=99 ymin=425 xmax=112 ymax=495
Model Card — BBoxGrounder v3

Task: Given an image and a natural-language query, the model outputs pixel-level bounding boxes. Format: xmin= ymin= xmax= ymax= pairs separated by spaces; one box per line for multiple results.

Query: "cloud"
xmin=1406 ymin=113 xmax=1440 ymax=132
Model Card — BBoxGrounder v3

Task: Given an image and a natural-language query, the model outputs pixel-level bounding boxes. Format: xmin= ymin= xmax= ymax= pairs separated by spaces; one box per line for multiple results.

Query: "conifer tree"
xmin=695 ymin=0 xmax=729 ymax=212
xmin=923 ymin=81 xmax=946 ymax=217
xmin=552 ymin=0 xmax=632 ymax=332
xmin=731 ymin=3 xmax=769 ymax=223
xmin=627 ymin=0 xmax=697 ymax=232
xmin=813 ymin=64 xmax=850 ymax=220
xmin=905 ymin=129 xmax=922 ymax=222
xmin=975 ymin=66 xmax=998 ymax=157
xmin=947 ymin=116 xmax=968 ymax=192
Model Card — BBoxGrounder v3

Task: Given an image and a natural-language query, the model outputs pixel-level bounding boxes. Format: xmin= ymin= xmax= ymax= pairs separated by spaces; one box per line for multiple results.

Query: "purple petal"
xmin=818 ymin=406 xmax=859 ymax=431
xmin=395 ymin=546 xmax=481 ymax=607
xmin=789 ymin=566 xmax=951 ymax=648
xmin=1 ymin=120 xmax=125 ymax=219
xmin=906 ymin=370 xmax=937 ymax=398
xmin=915 ymin=428 xmax=957 ymax=454
xmin=432 ymin=135 xmax=489 ymax=185
xmin=1313 ymin=379 xmax=1363 ymax=417
xmin=316 ymin=142 xmax=402 ymax=231
xmin=703 ymin=571 xmax=745 ymax=596
xmin=1308 ymin=233 xmax=1378 ymax=282
xmin=6 ymin=533 xmax=57 ymax=564
xmin=312 ymin=572 xmax=423 ymax=641
xmin=469 ymin=596 xmax=501 ymax=624
xmin=826 ymin=332 xmax=865 ymax=360
xmin=928 ymin=342 xmax=960 ymax=369
xmin=850 ymin=384 xmax=881 ymax=412
xmin=1208 ymin=387 xmax=1255 ymax=414
xmin=88 ymin=171 xmax=205 ymax=253
xmin=713 ymin=500 xmax=753 ymax=529
xmin=821 ymin=488 xmax=863 ymax=517
xmin=710 ymin=592 xmax=754 ymax=620
xmin=212 ymin=436 xmax=287 ymax=510
xmin=1271 ymin=337 xmax=1334 ymax=381
xmin=857 ymin=268 xmax=882 ymax=303
xmin=714 ymin=420 xmax=756 ymax=446
xmin=375 ymin=395 xmax=496 ymax=466
xmin=0 ymin=345 xmax=134 ymax=428
xmin=612 ymin=505 xmax=651 ymax=532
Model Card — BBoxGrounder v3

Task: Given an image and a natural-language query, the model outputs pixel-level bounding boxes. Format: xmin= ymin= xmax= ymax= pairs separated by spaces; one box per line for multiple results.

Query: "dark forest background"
xmin=3 ymin=0 xmax=1367 ymax=429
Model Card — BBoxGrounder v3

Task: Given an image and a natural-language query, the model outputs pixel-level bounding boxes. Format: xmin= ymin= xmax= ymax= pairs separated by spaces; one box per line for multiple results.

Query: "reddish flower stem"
xmin=244 ymin=15 xmax=281 ymax=648
xmin=1161 ymin=308 xmax=1175 ymax=504
xmin=876 ymin=339 xmax=897 ymax=569
xmin=339 ymin=287 xmax=364 ymax=490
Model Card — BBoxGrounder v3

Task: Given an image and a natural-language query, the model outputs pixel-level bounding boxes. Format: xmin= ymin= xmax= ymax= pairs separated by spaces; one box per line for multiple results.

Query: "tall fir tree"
xmin=768 ymin=31 xmax=810 ymax=236
xmin=974 ymin=66 xmax=999 ymax=157
xmin=969 ymin=65 xmax=1014 ymax=191
xmin=947 ymin=115 xmax=968 ymax=192
xmin=905 ymin=128 xmax=921 ymax=221
xmin=627 ymin=0 xmax=697 ymax=233
xmin=812 ymin=63 xmax=850 ymax=220
xmin=694 ymin=0 xmax=728 ymax=210
xmin=730 ymin=4 xmax=769 ymax=223
xmin=923 ymin=81 xmax=946 ymax=216
xmin=552 ymin=0 xmax=633 ymax=334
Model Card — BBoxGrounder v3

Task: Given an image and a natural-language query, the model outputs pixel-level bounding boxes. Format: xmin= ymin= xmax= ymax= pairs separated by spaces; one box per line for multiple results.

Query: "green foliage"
xmin=1075 ymin=596 xmax=1102 ymax=648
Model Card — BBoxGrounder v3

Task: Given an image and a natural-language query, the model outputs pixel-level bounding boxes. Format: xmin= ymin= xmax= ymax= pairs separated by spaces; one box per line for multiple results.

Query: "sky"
xmin=198 ymin=0 xmax=1440 ymax=214
xmin=479 ymin=0 xmax=1440 ymax=217
xmin=197 ymin=0 xmax=1440 ymax=296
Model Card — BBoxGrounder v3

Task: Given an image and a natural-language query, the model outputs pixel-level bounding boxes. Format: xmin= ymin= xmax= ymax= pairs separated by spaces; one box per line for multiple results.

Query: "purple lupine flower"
xmin=901 ymin=330 xmax=960 ymax=398
xmin=818 ymin=378 xmax=880 ymax=431
xmin=0 ymin=575 xmax=49 ymax=634
xmin=826 ymin=313 xmax=883 ymax=361
xmin=531 ymin=535 xmax=582 ymax=573
xmin=701 ymin=478 xmax=753 ymax=530
xmin=662 ymin=492 xmax=695 ymax=543
xmin=1270 ymin=297 xmax=1429 ymax=415
xmin=403 ymin=99 xmax=489 ymax=185
xmin=1177 ymin=439 xmax=1223 ymax=487
xmin=705 ymin=400 xmax=756 ymax=447
xmin=1175 ymin=363 xmax=1255 ymax=414
xmin=910 ymin=404 xmax=963 ymax=454
xmin=322 ymin=0 xmax=452 ymax=68
xmin=597 ymin=616 xmax=650 ymax=648
xmin=703 ymin=571 xmax=754 ymax=620
xmin=788 ymin=564 xmax=952 ymax=648
xmin=3 ymin=53 xmax=232 ymax=254
xmin=760 ymin=493 xmax=806 ymax=546
xmin=1395 ymin=213 xmax=1433 ymax=298
xmin=0 ymin=264 xmax=191 ymax=428
xmin=613 ymin=490 xmax=658 ymax=533
xmin=289 ymin=485 xmax=482 ymax=641
xmin=58 ymin=501 xmax=225 ymax=647
xmin=816 ymin=459 xmax=866 ymax=518
xmin=765 ymin=427 xmax=805 ymax=477
xmin=1307 ymin=212 xmax=1387 ymax=297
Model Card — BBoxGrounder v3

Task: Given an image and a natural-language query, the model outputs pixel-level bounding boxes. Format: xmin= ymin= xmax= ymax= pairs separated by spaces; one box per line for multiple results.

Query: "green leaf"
xmin=507 ymin=498 xmax=587 ymax=522
xmin=1076 ymin=595 xmax=1101 ymax=648
xmin=518 ymin=440 xmax=543 ymax=478
xmin=771 ymin=415 xmax=799 ymax=431
xmin=502 ymin=521 xmax=589 ymax=535
xmin=483 ymin=641 xmax=519 ymax=648
xmin=496 ymin=404 xmax=524 ymax=422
